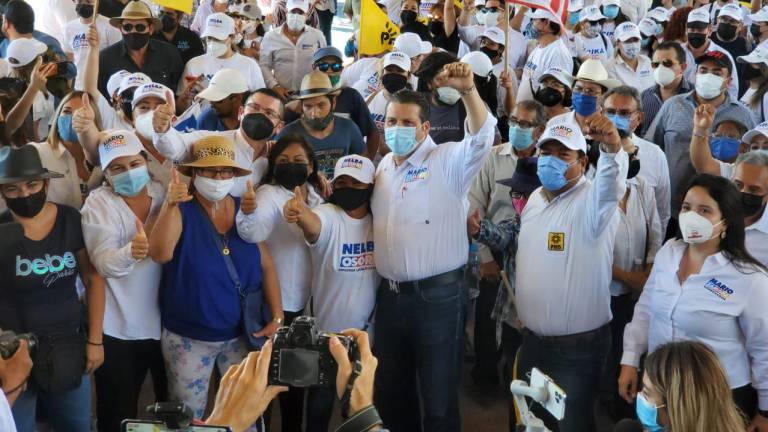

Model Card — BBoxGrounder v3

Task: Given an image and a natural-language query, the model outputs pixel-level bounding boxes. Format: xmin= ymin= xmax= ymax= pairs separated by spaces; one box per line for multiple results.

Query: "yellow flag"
xmin=359 ymin=0 xmax=400 ymax=56
xmin=153 ymin=0 xmax=193 ymax=15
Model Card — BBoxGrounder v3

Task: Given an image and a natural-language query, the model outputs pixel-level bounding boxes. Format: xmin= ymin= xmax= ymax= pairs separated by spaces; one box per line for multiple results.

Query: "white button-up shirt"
xmin=718 ymin=162 xmax=768 ymax=266
xmin=80 ymin=181 xmax=165 ymax=340
xmin=236 ymin=183 xmax=324 ymax=311
xmin=515 ymin=148 xmax=628 ymax=336
xmin=371 ymin=112 xmax=496 ymax=282
xmin=153 ymin=128 xmax=269 ymax=197
xmin=604 ymin=54 xmax=655 ymax=94
xmin=622 ymin=239 xmax=768 ymax=409
xmin=633 ymin=135 xmax=671 ymax=234
xmin=259 ymin=24 xmax=326 ymax=91
xmin=31 ymin=141 xmax=103 ymax=209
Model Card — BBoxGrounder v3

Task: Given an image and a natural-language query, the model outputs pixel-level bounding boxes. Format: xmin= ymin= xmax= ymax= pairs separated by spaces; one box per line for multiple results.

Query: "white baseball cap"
xmin=638 ymin=18 xmax=660 ymax=36
xmin=536 ymin=117 xmax=587 ymax=152
xmin=687 ymin=6 xmax=710 ymax=24
xmin=568 ymin=0 xmax=584 ymax=13
xmin=743 ymin=122 xmax=768 ymax=143
xmin=739 ymin=44 xmax=768 ymax=65
xmin=107 ymin=70 xmax=131 ymax=98
xmin=202 ymin=12 xmax=235 ymax=39
xmin=718 ymin=3 xmax=743 ymax=21
xmin=614 ymin=22 xmax=641 ymax=41
xmin=132 ymin=82 xmax=172 ymax=108
xmin=286 ymin=0 xmax=309 ymax=13
xmin=383 ymin=51 xmax=411 ymax=72
xmin=580 ymin=5 xmax=606 ymax=22
xmin=394 ymin=33 xmax=432 ymax=58
xmin=749 ymin=7 xmax=768 ymax=23
xmin=196 ymin=69 xmax=248 ymax=102
xmin=99 ymin=129 xmax=145 ymax=169
xmin=528 ymin=8 xmax=562 ymax=26
xmin=5 ymin=38 xmax=46 ymax=68
xmin=481 ymin=26 xmax=505 ymax=45
xmin=461 ymin=51 xmax=494 ymax=77
xmin=647 ymin=7 xmax=671 ymax=22
xmin=538 ymin=66 xmax=574 ymax=89
xmin=119 ymin=72 xmax=152 ymax=95
xmin=333 ymin=155 xmax=375 ymax=184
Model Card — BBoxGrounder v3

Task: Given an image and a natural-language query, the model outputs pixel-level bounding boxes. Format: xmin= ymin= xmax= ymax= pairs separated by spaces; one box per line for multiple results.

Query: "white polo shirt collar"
xmin=747 ymin=206 xmax=768 ymax=234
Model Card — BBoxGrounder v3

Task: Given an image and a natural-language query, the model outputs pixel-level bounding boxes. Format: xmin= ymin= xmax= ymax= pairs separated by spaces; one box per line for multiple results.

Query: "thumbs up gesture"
xmin=131 ymin=217 xmax=149 ymax=260
xmin=73 ymin=93 xmax=95 ymax=133
xmin=241 ymin=180 xmax=257 ymax=215
xmin=283 ymin=186 xmax=308 ymax=223
xmin=467 ymin=209 xmax=481 ymax=237
xmin=166 ymin=167 xmax=193 ymax=206
xmin=153 ymin=90 xmax=176 ymax=134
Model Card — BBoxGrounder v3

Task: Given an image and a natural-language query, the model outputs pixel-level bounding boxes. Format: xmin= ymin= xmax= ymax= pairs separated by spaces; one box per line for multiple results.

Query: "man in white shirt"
xmin=684 ymin=6 xmax=740 ymax=99
xmin=605 ymin=22 xmax=655 ymax=93
xmin=514 ymin=111 xmax=627 ymax=431
xmin=517 ymin=7 xmax=573 ymax=103
xmin=259 ymin=0 xmax=326 ymax=99
xmin=371 ymin=63 xmax=495 ymax=431
xmin=64 ymin=0 xmax=122 ymax=91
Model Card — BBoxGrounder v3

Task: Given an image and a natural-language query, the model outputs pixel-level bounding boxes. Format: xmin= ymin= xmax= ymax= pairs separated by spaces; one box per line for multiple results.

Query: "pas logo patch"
xmin=547 ymin=232 xmax=565 ymax=251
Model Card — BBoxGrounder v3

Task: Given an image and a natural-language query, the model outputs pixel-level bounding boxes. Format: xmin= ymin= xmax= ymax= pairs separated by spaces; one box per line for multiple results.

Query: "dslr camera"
xmin=268 ymin=316 xmax=358 ymax=387
xmin=0 ymin=329 xmax=37 ymax=360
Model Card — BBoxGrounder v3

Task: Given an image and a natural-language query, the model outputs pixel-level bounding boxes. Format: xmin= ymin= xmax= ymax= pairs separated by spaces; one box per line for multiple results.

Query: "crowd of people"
xmin=0 ymin=0 xmax=768 ymax=431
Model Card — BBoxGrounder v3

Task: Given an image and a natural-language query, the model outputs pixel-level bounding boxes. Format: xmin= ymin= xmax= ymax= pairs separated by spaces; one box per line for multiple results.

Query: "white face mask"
xmin=679 ymin=210 xmax=724 ymax=244
xmin=653 ymin=64 xmax=676 ymax=86
xmin=207 ymin=39 xmax=229 ymax=57
xmin=621 ymin=41 xmax=641 ymax=59
xmin=242 ymin=20 xmax=257 ymax=34
xmin=585 ymin=23 xmax=602 ymax=38
xmin=695 ymin=73 xmax=725 ymax=99
xmin=134 ymin=110 xmax=155 ymax=140
xmin=194 ymin=175 xmax=235 ymax=202
xmin=286 ymin=13 xmax=305 ymax=31
xmin=436 ymin=86 xmax=461 ymax=105
xmin=482 ymin=11 xmax=500 ymax=27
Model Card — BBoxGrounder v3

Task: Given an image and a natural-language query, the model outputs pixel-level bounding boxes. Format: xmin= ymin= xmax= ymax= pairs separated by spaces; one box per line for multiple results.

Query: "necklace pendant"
xmin=222 ymin=246 xmax=230 ymax=255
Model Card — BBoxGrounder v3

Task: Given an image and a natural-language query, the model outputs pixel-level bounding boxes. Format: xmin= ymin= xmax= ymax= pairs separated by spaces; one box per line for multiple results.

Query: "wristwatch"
xmin=273 ymin=317 xmax=284 ymax=325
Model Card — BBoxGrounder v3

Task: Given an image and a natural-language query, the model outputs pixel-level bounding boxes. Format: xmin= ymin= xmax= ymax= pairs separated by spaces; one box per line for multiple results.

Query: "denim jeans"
xmin=515 ymin=324 xmax=611 ymax=432
xmin=11 ymin=374 xmax=92 ymax=432
xmin=373 ymin=278 xmax=465 ymax=432
xmin=306 ymin=386 xmax=336 ymax=432
xmin=472 ymin=277 xmax=502 ymax=387
xmin=600 ymin=294 xmax=636 ymax=421
xmin=316 ymin=9 xmax=334 ymax=45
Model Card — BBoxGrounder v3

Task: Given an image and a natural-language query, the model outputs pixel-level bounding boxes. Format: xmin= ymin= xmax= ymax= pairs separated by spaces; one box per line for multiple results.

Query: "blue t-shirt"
xmin=195 ymin=107 xmax=232 ymax=132
xmin=160 ymin=197 xmax=263 ymax=342
xmin=277 ymin=115 xmax=365 ymax=179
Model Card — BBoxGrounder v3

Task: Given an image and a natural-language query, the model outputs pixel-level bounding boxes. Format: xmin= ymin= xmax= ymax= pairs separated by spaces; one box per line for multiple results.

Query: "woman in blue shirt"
xmin=148 ymin=135 xmax=283 ymax=420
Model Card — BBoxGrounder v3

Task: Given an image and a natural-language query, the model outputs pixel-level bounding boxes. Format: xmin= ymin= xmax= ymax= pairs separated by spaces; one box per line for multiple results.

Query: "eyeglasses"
xmin=122 ymin=23 xmax=148 ymax=33
xmin=246 ymin=103 xmax=281 ymax=121
xmin=651 ymin=59 xmax=677 ymax=68
xmin=509 ymin=118 xmax=540 ymax=129
xmin=572 ymin=86 xmax=600 ymax=96
xmin=481 ymin=7 xmax=500 ymax=13
xmin=315 ymin=62 xmax=343 ymax=73
xmin=604 ymin=109 xmax=636 ymax=117
xmin=197 ymin=168 xmax=235 ymax=179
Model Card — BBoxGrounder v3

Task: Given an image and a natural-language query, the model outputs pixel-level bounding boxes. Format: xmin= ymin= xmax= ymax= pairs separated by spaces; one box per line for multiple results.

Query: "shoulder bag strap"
xmin=193 ymin=200 xmax=244 ymax=298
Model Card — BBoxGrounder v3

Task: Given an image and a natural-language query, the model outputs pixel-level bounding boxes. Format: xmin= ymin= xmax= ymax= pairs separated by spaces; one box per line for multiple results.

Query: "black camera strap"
xmin=340 ymin=360 xmax=363 ymax=419
xmin=335 ymin=405 xmax=383 ymax=432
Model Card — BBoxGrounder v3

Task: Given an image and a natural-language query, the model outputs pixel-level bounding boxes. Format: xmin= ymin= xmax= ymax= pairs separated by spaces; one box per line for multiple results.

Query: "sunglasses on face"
xmin=315 ymin=62 xmax=342 ymax=72
xmin=481 ymin=7 xmax=500 ymax=13
xmin=122 ymin=23 xmax=148 ymax=33
xmin=651 ymin=59 xmax=677 ymax=68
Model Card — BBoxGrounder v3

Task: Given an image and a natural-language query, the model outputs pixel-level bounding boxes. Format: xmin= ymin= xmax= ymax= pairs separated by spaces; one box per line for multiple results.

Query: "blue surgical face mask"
xmin=572 ymin=92 xmax=598 ymax=117
xmin=57 ymin=114 xmax=79 ymax=143
xmin=568 ymin=11 xmax=580 ymax=26
xmin=603 ymin=5 xmax=619 ymax=19
xmin=537 ymin=155 xmax=577 ymax=191
xmin=606 ymin=113 xmax=630 ymax=134
xmin=110 ymin=165 xmax=150 ymax=197
xmin=385 ymin=126 xmax=419 ymax=156
xmin=636 ymin=392 xmax=665 ymax=432
xmin=710 ymin=136 xmax=741 ymax=161
xmin=509 ymin=125 xmax=535 ymax=150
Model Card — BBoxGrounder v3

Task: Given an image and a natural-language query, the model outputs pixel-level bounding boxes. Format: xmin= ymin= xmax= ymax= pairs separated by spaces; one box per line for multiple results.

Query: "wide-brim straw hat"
xmin=178 ymin=136 xmax=251 ymax=177
xmin=290 ymin=71 xmax=342 ymax=100
xmin=574 ymin=59 xmax=621 ymax=90
xmin=109 ymin=1 xmax=162 ymax=32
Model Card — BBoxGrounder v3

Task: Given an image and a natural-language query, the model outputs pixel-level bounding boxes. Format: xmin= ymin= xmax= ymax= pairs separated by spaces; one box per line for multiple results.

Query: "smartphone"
xmin=54 ymin=61 xmax=68 ymax=76
xmin=121 ymin=420 xmax=229 ymax=432
xmin=529 ymin=367 xmax=567 ymax=421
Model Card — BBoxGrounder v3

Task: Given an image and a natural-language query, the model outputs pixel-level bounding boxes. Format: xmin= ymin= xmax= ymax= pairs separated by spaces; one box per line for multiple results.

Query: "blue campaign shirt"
xmin=160 ymin=197 xmax=263 ymax=342
xmin=195 ymin=107 xmax=232 ymax=132
xmin=0 ymin=31 xmax=76 ymax=79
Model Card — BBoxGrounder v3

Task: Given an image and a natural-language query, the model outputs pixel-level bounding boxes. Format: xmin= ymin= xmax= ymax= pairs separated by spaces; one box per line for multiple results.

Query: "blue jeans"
xmin=373 ymin=278 xmax=465 ymax=432
xmin=306 ymin=386 xmax=335 ymax=432
xmin=515 ymin=324 xmax=610 ymax=432
xmin=11 ymin=374 xmax=92 ymax=432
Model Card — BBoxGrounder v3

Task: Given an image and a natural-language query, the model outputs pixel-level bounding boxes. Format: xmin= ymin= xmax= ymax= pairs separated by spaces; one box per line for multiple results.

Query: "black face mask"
xmin=687 ymin=32 xmax=707 ymax=49
xmin=401 ymin=10 xmax=417 ymax=25
xmin=716 ymin=22 xmax=737 ymax=41
xmin=274 ymin=162 xmax=309 ymax=190
xmin=743 ymin=65 xmax=763 ymax=81
xmin=741 ymin=191 xmax=766 ymax=217
xmin=161 ymin=14 xmax=178 ymax=32
xmin=123 ymin=32 xmax=151 ymax=50
xmin=480 ymin=46 xmax=499 ymax=60
xmin=256 ymin=24 xmax=265 ymax=37
xmin=331 ymin=187 xmax=371 ymax=211
xmin=76 ymin=3 xmax=94 ymax=18
xmin=242 ymin=112 xmax=275 ymax=140
xmin=5 ymin=188 xmax=47 ymax=218
xmin=381 ymin=73 xmax=408 ymax=93
xmin=627 ymin=156 xmax=641 ymax=179
xmin=429 ymin=20 xmax=444 ymax=36
xmin=535 ymin=86 xmax=563 ymax=107
xmin=751 ymin=24 xmax=762 ymax=39
xmin=303 ymin=112 xmax=334 ymax=131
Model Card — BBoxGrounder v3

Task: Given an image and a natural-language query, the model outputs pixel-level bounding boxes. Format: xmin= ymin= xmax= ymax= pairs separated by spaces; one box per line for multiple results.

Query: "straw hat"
xmin=109 ymin=1 xmax=162 ymax=32
xmin=574 ymin=59 xmax=620 ymax=90
xmin=178 ymin=136 xmax=251 ymax=177
xmin=290 ymin=71 xmax=341 ymax=100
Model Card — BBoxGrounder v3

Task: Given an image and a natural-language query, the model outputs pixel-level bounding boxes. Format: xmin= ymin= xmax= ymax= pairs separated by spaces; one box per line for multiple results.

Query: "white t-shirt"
xmin=180 ymin=52 xmax=266 ymax=93
xmin=601 ymin=21 xmax=616 ymax=42
xmin=32 ymin=92 xmax=54 ymax=141
xmin=518 ymin=38 xmax=573 ymax=102
xmin=575 ymin=33 xmax=614 ymax=61
xmin=0 ymin=393 xmax=16 ymax=432
xmin=308 ymin=204 xmax=379 ymax=332
xmin=64 ymin=16 xmax=122 ymax=90
xmin=367 ymin=90 xmax=387 ymax=136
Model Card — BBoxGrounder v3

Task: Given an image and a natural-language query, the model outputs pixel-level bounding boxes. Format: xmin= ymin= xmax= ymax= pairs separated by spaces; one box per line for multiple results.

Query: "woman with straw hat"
xmin=148 ymin=135 xmax=284 ymax=421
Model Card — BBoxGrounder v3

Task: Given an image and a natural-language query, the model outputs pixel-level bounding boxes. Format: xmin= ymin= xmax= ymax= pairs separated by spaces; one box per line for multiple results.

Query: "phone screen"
xmin=121 ymin=421 xmax=229 ymax=432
